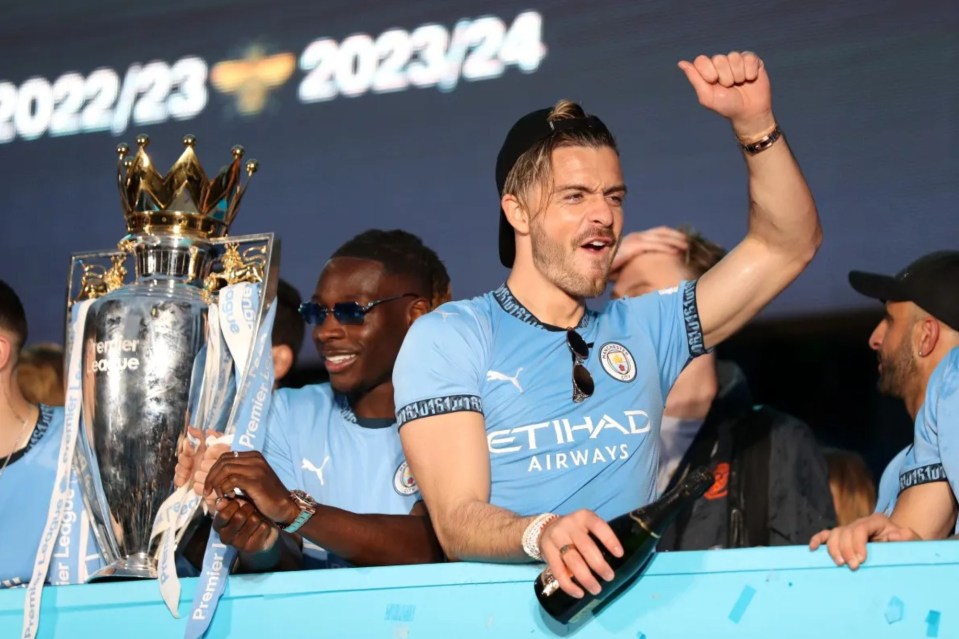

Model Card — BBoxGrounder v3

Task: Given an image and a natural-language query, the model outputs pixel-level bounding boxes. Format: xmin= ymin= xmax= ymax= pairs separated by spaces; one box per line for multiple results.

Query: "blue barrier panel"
xmin=1 ymin=542 xmax=956 ymax=638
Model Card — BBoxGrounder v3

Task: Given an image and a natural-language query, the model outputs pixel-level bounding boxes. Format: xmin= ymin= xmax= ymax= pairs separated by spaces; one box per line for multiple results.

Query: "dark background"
xmin=1 ymin=0 xmax=956 ymax=478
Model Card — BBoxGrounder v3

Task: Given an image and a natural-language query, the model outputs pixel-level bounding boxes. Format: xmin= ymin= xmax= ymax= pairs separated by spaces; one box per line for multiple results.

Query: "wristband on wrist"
xmin=739 ymin=125 xmax=783 ymax=155
xmin=521 ymin=513 xmax=558 ymax=561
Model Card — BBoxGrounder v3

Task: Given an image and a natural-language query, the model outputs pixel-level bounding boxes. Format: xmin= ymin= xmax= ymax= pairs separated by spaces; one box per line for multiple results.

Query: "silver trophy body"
xmin=69 ymin=135 xmax=272 ymax=580
xmin=78 ymin=239 xmax=213 ymax=578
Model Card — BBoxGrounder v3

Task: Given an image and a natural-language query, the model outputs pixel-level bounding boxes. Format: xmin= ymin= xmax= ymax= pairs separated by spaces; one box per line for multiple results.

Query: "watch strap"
xmin=282 ymin=508 xmax=313 ymax=534
xmin=281 ymin=490 xmax=317 ymax=534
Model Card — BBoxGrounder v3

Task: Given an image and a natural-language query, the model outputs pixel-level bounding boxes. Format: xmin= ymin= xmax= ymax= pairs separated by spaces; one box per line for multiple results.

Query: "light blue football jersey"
xmin=875 ymin=445 xmax=912 ymax=515
xmin=903 ymin=346 xmax=959 ymax=532
xmin=264 ymin=384 xmax=420 ymax=568
xmin=0 ymin=405 xmax=103 ymax=588
xmin=394 ymin=282 xmax=706 ymax=520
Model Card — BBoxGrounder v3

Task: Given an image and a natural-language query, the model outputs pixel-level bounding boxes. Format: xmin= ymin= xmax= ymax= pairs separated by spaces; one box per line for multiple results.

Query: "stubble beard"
xmin=530 ymin=222 xmax=610 ymax=299
xmin=877 ymin=337 xmax=917 ymax=400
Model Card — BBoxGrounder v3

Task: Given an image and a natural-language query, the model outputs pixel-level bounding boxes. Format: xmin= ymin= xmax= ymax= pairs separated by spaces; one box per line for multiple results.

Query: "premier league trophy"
xmin=67 ymin=134 xmax=278 ymax=580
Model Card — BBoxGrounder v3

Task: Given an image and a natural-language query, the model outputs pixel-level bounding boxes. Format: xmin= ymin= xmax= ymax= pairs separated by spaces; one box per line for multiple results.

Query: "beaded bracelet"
xmin=521 ymin=513 xmax=558 ymax=561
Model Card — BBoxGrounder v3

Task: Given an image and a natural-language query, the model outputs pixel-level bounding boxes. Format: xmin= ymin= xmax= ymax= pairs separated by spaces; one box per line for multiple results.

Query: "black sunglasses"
xmin=566 ymin=329 xmax=594 ymax=403
xmin=298 ymin=293 xmax=418 ymax=326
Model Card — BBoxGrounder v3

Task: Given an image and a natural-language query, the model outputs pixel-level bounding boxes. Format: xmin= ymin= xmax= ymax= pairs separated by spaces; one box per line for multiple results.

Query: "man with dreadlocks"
xmin=177 ymin=229 xmax=449 ymax=570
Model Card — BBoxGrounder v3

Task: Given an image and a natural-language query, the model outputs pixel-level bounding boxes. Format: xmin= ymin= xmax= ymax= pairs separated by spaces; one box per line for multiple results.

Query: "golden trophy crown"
xmin=117 ymin=134 xmax=258 ymax=239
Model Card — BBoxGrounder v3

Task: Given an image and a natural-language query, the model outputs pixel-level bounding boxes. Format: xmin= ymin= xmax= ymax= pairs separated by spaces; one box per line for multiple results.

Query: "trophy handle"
xmin=64 ymin=247 xmax=133 ymax=358
xmin=206 ymin=233 xmax=280 ymax=429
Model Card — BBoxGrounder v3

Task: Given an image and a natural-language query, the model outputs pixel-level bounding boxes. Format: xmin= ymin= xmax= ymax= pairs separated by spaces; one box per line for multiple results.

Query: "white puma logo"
xmin=436 ymin=310 xmax=458 ymax=321
xmin=486 ymin=368 xmax=524 ymax=393
xmin=302 ymin=456 xmax=331 ymax=486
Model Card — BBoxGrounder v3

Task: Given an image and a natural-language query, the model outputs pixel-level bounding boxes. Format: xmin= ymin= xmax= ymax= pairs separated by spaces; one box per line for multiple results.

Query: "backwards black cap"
xmin=494 ymin=108 xmax=611 ymax=268
xmin=849 ymin=250 xmax=959 ymax=331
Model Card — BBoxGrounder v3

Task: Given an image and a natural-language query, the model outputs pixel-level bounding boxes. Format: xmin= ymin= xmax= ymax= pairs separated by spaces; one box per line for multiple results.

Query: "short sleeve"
xmin=899 ymin=352 xmax=959 ymax=491
xmin=620 ymin=280 xmax=706 ymax=395
xmin=263 ymin=388 xmax=297 ymax=489
xmin=875 ymin=445 xmax=912 ymax=515
xmin=393 ymin=307 xmax=487 ymax=427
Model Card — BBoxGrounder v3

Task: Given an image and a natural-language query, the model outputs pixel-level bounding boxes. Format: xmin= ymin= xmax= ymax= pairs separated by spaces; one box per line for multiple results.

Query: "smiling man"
xmin=394 ymin=51 xmax=821 ymax=601
xmin=179 ymin=229 xmax=448 ymax=569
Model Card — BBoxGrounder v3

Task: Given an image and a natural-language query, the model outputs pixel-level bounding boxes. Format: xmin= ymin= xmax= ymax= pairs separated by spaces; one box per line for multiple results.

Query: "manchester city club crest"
xmin=600 ymin=342 xmax=636 ymax=382
xmin=393 ymin=461 xmax=418 ymax=496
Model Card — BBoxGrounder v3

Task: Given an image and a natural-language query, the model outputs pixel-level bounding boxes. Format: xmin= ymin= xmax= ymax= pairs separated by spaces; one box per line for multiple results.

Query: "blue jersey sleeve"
xmin=620 ymin=280 xmax=707 ymax=396
xmin=263 ymin=388 xmax=297 ymax=490
xmin=875 ymin=445 xmax=912 ymax=514
xmin=902 ymin=349 xmax=959 ymax=492
xmin=394 ymin=306 xmax=487 ymax=427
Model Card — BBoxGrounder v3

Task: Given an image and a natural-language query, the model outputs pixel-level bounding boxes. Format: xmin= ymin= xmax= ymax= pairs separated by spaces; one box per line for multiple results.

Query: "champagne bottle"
xmin=534 ymin=466 xmax=715 ymax=624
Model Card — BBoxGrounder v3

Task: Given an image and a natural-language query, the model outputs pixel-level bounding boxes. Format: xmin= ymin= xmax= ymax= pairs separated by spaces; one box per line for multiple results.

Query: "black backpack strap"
xmin=727 ymin=406 xmax=774 ymax=547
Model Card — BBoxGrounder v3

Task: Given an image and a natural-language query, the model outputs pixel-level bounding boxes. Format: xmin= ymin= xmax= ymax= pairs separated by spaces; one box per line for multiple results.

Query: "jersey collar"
xmin=332 ymin=391 xmax=396 ymax=429
xmin=492 ymin=283 xmax=593 ymax=332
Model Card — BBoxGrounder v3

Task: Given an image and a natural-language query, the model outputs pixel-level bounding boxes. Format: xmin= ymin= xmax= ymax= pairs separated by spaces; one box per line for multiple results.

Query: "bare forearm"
xmin=888 ymin=482 xmax=958 ymax=541
xmin=740 ymin=117 xmax=821 ymax=261
xmin=297 ymin=506 xmax=444 ymax=567
xmin=697 ymin=120 xmax=823 ymax=347
xmin=890 ymin=506 xmax=958 ymax=540
xmin=437 ymin=500 xmax=537 ymax=563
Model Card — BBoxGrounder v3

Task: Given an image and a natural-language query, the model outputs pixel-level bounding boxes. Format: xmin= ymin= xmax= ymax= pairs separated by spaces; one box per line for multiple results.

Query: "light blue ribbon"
xmin=184 ymin=292 xmax=276 ymax=639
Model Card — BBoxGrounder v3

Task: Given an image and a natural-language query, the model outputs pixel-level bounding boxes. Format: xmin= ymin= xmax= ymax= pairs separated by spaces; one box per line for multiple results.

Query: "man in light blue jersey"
xmin=0 ymin=280 xmax=102 ymax=588
xmin=811 ymin=251 xmax=959 ymax=569
xmin=178 ymin=230 xmax=447 ymax=569
xmin=395 ymin=50 xmax=821 ymax=600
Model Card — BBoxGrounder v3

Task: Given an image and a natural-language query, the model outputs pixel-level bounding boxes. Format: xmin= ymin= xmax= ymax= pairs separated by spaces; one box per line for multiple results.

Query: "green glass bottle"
xmin=534 ymin=466 xmax=714 ymax=624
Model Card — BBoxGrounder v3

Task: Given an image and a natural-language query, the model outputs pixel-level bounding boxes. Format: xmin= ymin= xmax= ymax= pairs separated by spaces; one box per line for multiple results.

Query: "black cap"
xmin=495 ymin=108 xmax=611 ymax=268
xmin=849 ymin=250 xmax=959 ymax=331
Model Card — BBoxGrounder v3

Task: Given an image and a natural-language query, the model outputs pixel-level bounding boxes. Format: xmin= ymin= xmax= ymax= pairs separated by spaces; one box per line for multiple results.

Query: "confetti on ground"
xmin=884 ymin=597 xmax=904 ymax=624
xmin=728 ymin=585 xmax=757 ymax=624
xmin=926 ymin=610 xmax=941 ymax=638
xmin=384 ymin=604 xmax=416 ymax=622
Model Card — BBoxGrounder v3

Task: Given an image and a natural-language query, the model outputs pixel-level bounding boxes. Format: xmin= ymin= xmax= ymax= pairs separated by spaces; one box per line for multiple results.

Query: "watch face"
xmin=291 ymin=489 xmax=317 ymax=510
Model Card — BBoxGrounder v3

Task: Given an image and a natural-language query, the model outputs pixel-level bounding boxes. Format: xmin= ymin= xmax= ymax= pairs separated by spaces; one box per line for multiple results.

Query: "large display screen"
xmin=1 ymin=0 xmax=955 ymax=358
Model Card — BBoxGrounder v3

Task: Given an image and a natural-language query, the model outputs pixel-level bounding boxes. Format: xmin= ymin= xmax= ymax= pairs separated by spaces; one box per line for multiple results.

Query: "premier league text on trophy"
xmin=89 ymin=337 xmax=140 ymax=372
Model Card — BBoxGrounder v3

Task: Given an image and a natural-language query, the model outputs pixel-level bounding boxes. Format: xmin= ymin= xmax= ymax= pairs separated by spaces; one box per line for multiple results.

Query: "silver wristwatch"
xmin=281 ymin=489 xmax=318 ymax=533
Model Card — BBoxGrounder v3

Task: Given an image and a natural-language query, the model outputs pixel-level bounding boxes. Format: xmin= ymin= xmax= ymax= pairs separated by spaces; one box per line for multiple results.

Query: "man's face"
xmin=611 ymin=250 xmax=692 ymax=299
xmin=311 ymin=257 xmax=413 ymax=397
xmin=526 ymin=145 xmax=625 ymax=298
xmin=869 ymin=301 xmax=918 ymax=399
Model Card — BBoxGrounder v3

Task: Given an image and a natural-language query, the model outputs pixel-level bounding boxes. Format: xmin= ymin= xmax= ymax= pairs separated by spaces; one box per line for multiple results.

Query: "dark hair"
xmin=503 ymin=99 xmax=619 ymax=218
xmin=272 ymin=278 xmax=305 ymax=367
xmin=331 ymin=229 xmax=452 ymax=309
xmin=0 ymin=280 xmax=28 ymax=353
